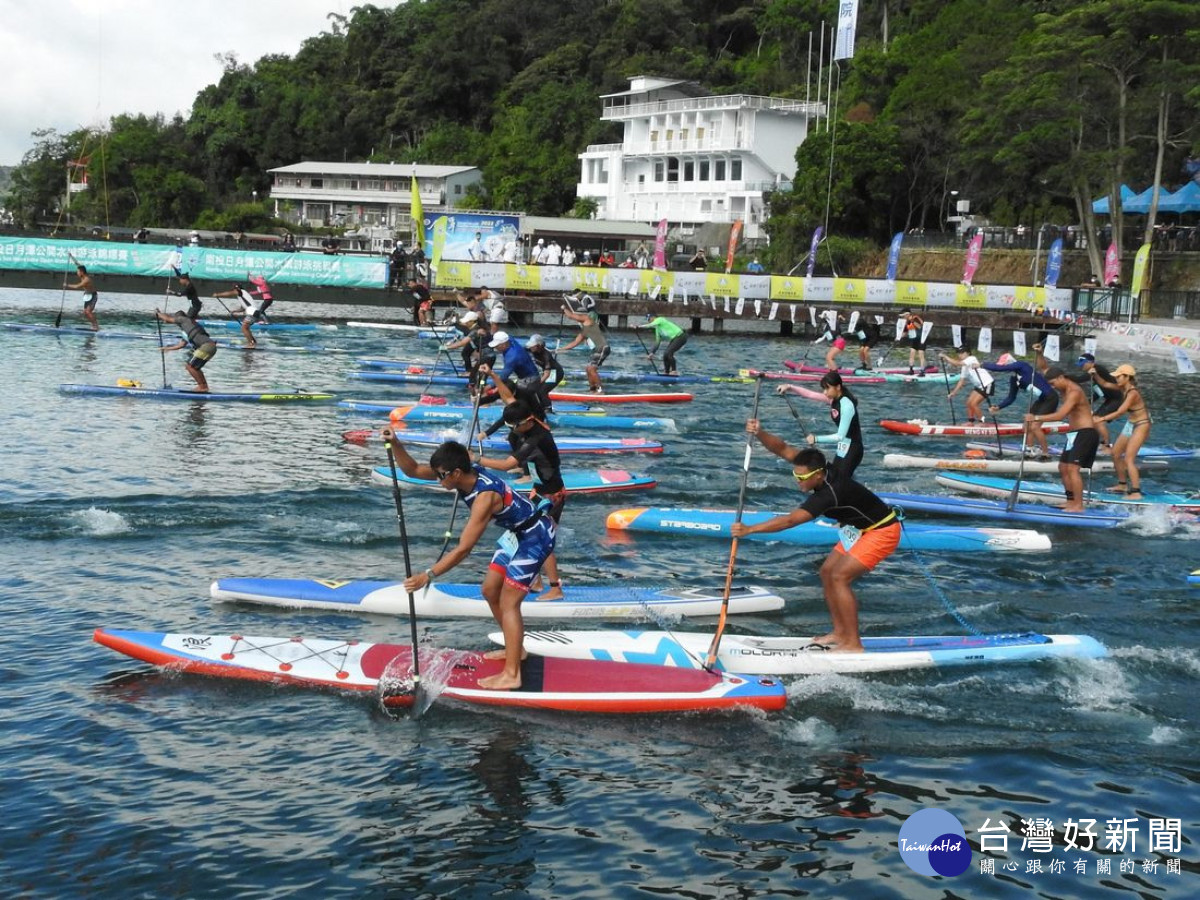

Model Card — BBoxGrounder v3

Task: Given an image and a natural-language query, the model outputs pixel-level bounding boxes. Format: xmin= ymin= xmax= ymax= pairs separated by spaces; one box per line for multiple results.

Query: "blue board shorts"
xmin=488 ymin=517 xmax=556 ymax=591
xmin=188 ymin=342 xmax=217 ymax=370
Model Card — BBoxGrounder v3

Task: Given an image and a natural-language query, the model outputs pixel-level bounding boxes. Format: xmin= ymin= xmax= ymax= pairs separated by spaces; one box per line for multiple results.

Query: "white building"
xmin=267 ymin=161 xmax=482 ymax=234
xmin=576 ymin=76 xmax=823 ymax=242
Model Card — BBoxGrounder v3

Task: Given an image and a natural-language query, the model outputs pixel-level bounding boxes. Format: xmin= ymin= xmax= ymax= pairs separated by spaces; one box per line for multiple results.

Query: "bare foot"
xmin=1126 ymin=491 xmax=1143 ymax=500
xmin=477 ymin=672 xmax=521 ymax=691
xmin=829 ymin=643 xmax=865 ymax=654
xmin=1063 ymin=505 xmax=1085 ymax=513
xmin=482 ymin=648 xmax=528 ymax=661
xmin=539 ymin=588 xmax=564 ymax=601
xmin=810 ymin=632 xmax=836 ymax=646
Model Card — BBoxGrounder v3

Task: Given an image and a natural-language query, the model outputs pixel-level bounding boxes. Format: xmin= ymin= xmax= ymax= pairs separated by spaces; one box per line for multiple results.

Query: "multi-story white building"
xmin=576 ymin=76 xmax=823 ymax=242
xmin=267 ymin=161 xmax=482 ymax=232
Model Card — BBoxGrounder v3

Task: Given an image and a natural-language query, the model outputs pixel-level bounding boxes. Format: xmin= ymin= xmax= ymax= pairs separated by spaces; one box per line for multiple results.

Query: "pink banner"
xmin=652 ymin=218 xmax=668 ymax=271
xmin=725 ymin=220 xmax=743 ymax=274
xmin=961 ymin=232 xmax=984 ymax=286
xmin=1103 ymin=241 xmax=1120 ymax=286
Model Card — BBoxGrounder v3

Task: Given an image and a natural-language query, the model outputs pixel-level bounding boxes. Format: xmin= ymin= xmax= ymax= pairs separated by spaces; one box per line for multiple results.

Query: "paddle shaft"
xmin=1006 ymin=387 xmax=1038 ymax=511
xmin=705 ymin=376 xmax=765 ymax=669
xmin=383 ymin=438 xmax=423 ymax=697
xmin=940 ymin=355 xmax=957 ymax=425
xmin=633 ymin=326 xmax=661 ymax=375
xmin=53 ymin=252 xmax=78 ymax=328
xmin=436 ymin=384 xmax=487 ymax=562
xmin=780 ymin=391 xmax=808 ymax=436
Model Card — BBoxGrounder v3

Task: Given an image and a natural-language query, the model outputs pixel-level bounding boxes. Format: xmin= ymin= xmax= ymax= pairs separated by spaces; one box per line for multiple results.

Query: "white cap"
xmin=537 ymin=238 xmax=544 ymax=244
xmin=460 ymin=311 xmax=479 ymax=323
xmin=488 ymin=331 xmax=510 ymax=348
xmin=525 ymin=333 xmax=545 ymax=348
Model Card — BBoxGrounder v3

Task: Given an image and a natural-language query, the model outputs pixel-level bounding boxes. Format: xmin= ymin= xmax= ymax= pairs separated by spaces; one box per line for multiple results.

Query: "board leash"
xmin=705 ymin=375 xmax=765 ymax=671
xmin=897 ymin=512 xmax=983 ymax=636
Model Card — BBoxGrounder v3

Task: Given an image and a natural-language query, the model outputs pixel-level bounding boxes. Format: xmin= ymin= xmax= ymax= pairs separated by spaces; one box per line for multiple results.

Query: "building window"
xmin=654 ymin=162 xmax=664 ymax=182
xmin=696 ymin=127 xmax=705 ymax=143
xmin=700 ymin=199 xmax=712 ymax=213
xmin=731 ymin=160 xmax=742 ymax=180
xmin=311 ymin=178 xmax=323 ymax=188
xmin=683 ymin=161 xmax=694 ymax=181
xmin=680 ymin=129 xmax=689 ymax=144
xmin=638 ymin=174 xmax=645 ymax=185
xmin=714 ymin=161 xmax=725 ymax=181
xmin=667 ymin=157 xmax=679 ymax=183
xmin=666 ymin=129 xmax=674 ymax=142
xmin=699 ymin=160 xmax=710 ymax=181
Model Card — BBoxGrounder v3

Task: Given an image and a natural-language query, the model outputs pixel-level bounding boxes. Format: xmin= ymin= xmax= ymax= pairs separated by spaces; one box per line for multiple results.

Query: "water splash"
xmin=68 ymin=507 xmax=131 ymax=536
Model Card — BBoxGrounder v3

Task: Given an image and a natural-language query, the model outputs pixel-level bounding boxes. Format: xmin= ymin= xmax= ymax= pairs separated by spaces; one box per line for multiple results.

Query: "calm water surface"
xmin=1 ymin=286 xmax=1197 ymax=898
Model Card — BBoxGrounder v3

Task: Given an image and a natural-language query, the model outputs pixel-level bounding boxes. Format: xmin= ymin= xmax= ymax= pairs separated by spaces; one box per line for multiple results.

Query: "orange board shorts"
xmin=833 ymin=521 xmax=900 ymax=570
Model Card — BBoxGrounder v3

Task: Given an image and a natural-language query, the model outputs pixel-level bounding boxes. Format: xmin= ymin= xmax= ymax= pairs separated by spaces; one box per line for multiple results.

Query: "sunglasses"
xmin=434 ymin=468 xmax=458 ymax=480
xmin=793 ymin=468 xmax=822 ymax=483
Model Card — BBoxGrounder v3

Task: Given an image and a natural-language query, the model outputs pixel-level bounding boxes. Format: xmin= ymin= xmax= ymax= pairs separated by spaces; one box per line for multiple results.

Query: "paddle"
xmin=940 ymin=354 xmax=957 ymax=425
xmin=780 ymin=390 xmax=808 ymax=437
xmin=382 ymin=432 xmax=428 ymax=716
xmin=633 ymin=325 xmax=661 ymax=375
xmin=154 ymin=311 xmax=169 ymax=389
xmin=705 ymin=375 xmax=764 ymax=671
xmin=53 ymin=252 xmax=78 ymax=328
xmin=434 ymin=382 xmax=488 ymax=562
xmin=1006 ymin=389 xmax=1038 ymax=512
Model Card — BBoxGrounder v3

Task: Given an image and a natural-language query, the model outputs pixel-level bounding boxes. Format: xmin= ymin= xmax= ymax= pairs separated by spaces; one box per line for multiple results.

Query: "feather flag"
xmin=1103 ymin=241 xmax=1120 ymax=286
xmin=806 ymin=227 xmax=824 ymax=278
xmin=653 ymin=218 xmax=668 ymax=271
xmin=962 ymin=232 xmax=984 ymax=286
xmin=1043 ymin=238 xmax=1064 ymax=289
xmin=885 ymin=232 xmax=903 ymax=281
xmin=1130 ymin=243 xmax=1152 ymax=297
xmin=410 ymin=174 xmax=425 ymax=252
xmin=725 ymin=220 xmax=743 ymax=274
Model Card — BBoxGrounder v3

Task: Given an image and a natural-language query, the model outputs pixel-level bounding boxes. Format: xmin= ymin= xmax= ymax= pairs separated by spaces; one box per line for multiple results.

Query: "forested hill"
xmin=6 ymin=0 xmax=1200 ymax=275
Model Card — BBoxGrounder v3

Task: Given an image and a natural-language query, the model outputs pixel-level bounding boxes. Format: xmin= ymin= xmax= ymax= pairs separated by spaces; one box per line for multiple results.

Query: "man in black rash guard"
xmin=731 ymin=425 xmax=901 ymax=653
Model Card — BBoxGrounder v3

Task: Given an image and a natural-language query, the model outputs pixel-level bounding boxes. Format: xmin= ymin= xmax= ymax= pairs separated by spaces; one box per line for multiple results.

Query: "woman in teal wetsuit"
xmin=806 ymin=371 xmax=863 ymax=482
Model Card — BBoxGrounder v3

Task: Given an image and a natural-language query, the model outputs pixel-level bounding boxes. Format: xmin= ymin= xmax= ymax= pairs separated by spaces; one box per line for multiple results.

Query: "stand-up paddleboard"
xmin=373 ymin=467 xmax=656 ymax=495
xmin=548 ymin=390 xmax=694 ymax=404
xmin=374 ymin=402 xmax=676 ymax=432
xmin=341 ymin=429 xmax=665 ymax=455
xmin=605 ymin=507 xmax=1051 ymax=552
xmin=3 ymin=322 xmax=160 ymax=341
xmin=504 ymin=629 xmax=1107 ymax=675
xmin=751 ymin=368 xmax=958 ymax=385
xmin=882 ymin=452 xmax=1137 ymax=475
xmin=348 ymin=322 xmax=456 ymax=334
xmin=784 ymin=360 xmax=938 ymax=376
xmin=199 ymin=320 xmax=337 ymax=331
xmin=93 ymin=628 xmax=787 ymax=714
xmin=59 ymin=383 xmax=336 ymax=403
xmin=968 ymin=439 xmax=1197 ymax=462
xmin=875 ymin=492 xmax=1128 ymax=527
xmin=880 ymin=419 xmax=1070 ymax=437
xmin=210 ymin=578 xmax=788 ymax=619
xmin=1189 ymin=570 xmax=1200 ymax=585
xmin=933 ymin=472 xmax=1200 ymax=510
xmin=357 ymin=397 xmax=597 ymax=413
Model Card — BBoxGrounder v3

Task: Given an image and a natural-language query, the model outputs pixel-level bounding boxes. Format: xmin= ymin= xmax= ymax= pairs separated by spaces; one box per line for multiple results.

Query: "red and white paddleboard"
xmin=93 ymin=628 xmax=787 ymax=714
xmin=748 ymin=369 xmax=888 ymax=384
xmin=784 ymin=360 xmax=937 ymax=375
xmin=549 ymin=390 xmax=693 ymax=404
xmin=879 ymin=419 xmax=1071 ymax=437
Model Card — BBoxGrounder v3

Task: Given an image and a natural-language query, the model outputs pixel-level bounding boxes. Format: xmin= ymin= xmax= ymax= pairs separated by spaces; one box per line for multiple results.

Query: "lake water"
xmin=1 ymin=286 xmax=1197 ymax=898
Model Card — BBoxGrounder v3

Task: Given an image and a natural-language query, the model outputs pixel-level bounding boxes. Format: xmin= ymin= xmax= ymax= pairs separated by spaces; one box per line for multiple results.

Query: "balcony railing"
xmin=602 ymin=94 xmax=824 ymax=120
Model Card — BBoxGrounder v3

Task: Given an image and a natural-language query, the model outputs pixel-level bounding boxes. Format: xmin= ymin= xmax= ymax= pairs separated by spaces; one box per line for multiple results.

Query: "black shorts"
xmin=82 ymin=292 xmax=98 ymax=311
xmin=971 ymin=383 xmax=995 ymax=401
xmin=1061 ymin=427 xmax=1100 ymax=468
xmin=1094 ymin=397 xmax=1122 ymax=418
xmin=1030 ymin=393 xmax=1058 ymax=416
xmin=589 ymin=345 xmax=611 ymax=368
xmin=906 ymin=334 xmax=926 ymax=350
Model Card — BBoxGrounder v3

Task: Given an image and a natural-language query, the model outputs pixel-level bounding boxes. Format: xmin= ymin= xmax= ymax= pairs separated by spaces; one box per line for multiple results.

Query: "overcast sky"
xmin=0 ymin=0 xmax=396 ymax=166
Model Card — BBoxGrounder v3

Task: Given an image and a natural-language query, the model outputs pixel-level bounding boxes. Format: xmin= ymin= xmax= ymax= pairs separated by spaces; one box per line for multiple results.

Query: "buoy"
xmin=964 ymin=449 xmax=987 ymax=459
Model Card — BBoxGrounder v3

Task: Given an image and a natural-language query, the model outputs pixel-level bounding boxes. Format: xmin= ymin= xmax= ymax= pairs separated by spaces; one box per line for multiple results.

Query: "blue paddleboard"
xmin=933 ymin=472 xmax=1200 ymax=510
xmin=875 ymin=492 xmax=1127 ymax=528
xmin=373 ymin=467 xmax=656 ymax=495
xmin=59 ymin=384 xmax=336 ymax=403
xmin=343 ymin=400 xmax=675 ymax=432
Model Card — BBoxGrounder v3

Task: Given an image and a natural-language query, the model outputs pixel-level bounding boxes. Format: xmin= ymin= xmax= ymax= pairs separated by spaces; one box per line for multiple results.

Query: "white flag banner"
xmin=753 ymin=299 xmax=762 ymax=316
xmin=1013 ymin=331 xmax=1027 ymax=357
xmin=951 ymin=324 xmax=963 ymax=348
xmin=1084 ymin=336 xmax=1097 ymax=355
xmin=1044 ymin=334 xmax=1061 ymax=362
xmin=894 ymin=317 xmax=906 ymax=341
xmin=1174 ymin=347 xmax=1196 ymax=374
xmin=978 ymin=327 xmax=992 ymax=353
xmin=790 ymin=303 xmax=798 ymax=322
xmin=769 ymin=302 xmax=779 ymax=320
xmin=809 ymin=307 xmax=819 ymax=327
xmin=735 ymin=297 xmax=746 ymax=315
xmin=667 ymin=287 xmax=675 ymax=304
xmin=920 ymin=320 xmax=934 ymax=344
xmin=834 ymin=0 xmax=860 ymax=61
xmin=708 ymin=294 xmax=717 ymax=310
xmin=724 ymin=297 xmax=731 ymax=314
xmin=648 ymin=284 xmax=661 ymax=301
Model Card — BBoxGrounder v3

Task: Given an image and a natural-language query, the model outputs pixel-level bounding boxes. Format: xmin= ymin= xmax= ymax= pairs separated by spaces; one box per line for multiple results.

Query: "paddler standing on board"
xmin=66 ymin=264 xmax=100 ymax=330
xmin=731 ymin=425 xmax=900 ymax=653
xmin=1026 ymin=367 xmax=1099 ymax=513
xmin=154 ymin=307 xmax=217 ymax=393
xmin=559 ymin=292 xmax=610 ymax=393
xmin=985 ymin=353 xmax=1059 ymax=459
xmin=385 ymin=431 xmax=556 ymax=690
xmin=940 ymin=345 xmax=995 ymax=424
xmin=634 ymin=313 xmax=688 ymax=376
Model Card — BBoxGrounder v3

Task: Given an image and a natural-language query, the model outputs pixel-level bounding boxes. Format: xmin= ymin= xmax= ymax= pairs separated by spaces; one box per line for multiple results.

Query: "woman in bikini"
xmin=1096 ymin=364 xmax=1150 ymax=499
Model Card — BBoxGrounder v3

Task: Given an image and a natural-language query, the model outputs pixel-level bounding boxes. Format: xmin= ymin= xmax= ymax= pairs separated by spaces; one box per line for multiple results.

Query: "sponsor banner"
xmin=864 ymin=280 xmax=898 ymax=304
xmin=769 ymin=275 xmax=805 ymax=301
xmin=954 ymin=284 xmax=987 ymax=308
xmin=895 ymin=281 xmax=929 ymax=307
xmin=704 ymin=272 xmax=741 ymax=298
xmin=503 ymin=263 xmax=543 ymax=293
xmin=640 ymin=269 xmax=674 ymax=295
xmin=421 ymin=212 xmax=519 ymax=263
xmin=0 ymin=238 xmax=388 ymax=288
xmin=434 ymin=259 xmax=473 ymax=289
xmin=833 ymin=277 xmax=868 ymax=303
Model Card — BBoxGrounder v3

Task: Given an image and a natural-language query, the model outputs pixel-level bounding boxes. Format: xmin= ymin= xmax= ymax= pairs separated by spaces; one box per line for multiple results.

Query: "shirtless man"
xmin=66 ymin=264 xmax=99 ymax=330
xmin=1026 ymin=367 xmax=1099 ymax=512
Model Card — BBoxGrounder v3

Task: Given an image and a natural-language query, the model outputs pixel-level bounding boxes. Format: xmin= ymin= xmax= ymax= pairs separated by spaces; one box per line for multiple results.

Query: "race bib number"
xmin=498 ymin=531 xmax=519 ymax=555
xmin=839 ymin=524 xmax=861 ymax=550
xmin=837 ymin=437 xmax=851 ymax=457
xmin=1121 ymin=421 xmax=1134 ymax=438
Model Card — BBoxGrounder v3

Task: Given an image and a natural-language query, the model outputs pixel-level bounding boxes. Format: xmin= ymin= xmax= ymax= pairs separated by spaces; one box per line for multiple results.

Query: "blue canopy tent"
xmin=1091 ymin=184 xmax=1136 ymax=214
xmin=1157 ymin=181 xmax=1200 ymax=214
xmin=1122 ymin=185 xmax=1172 ymax=214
